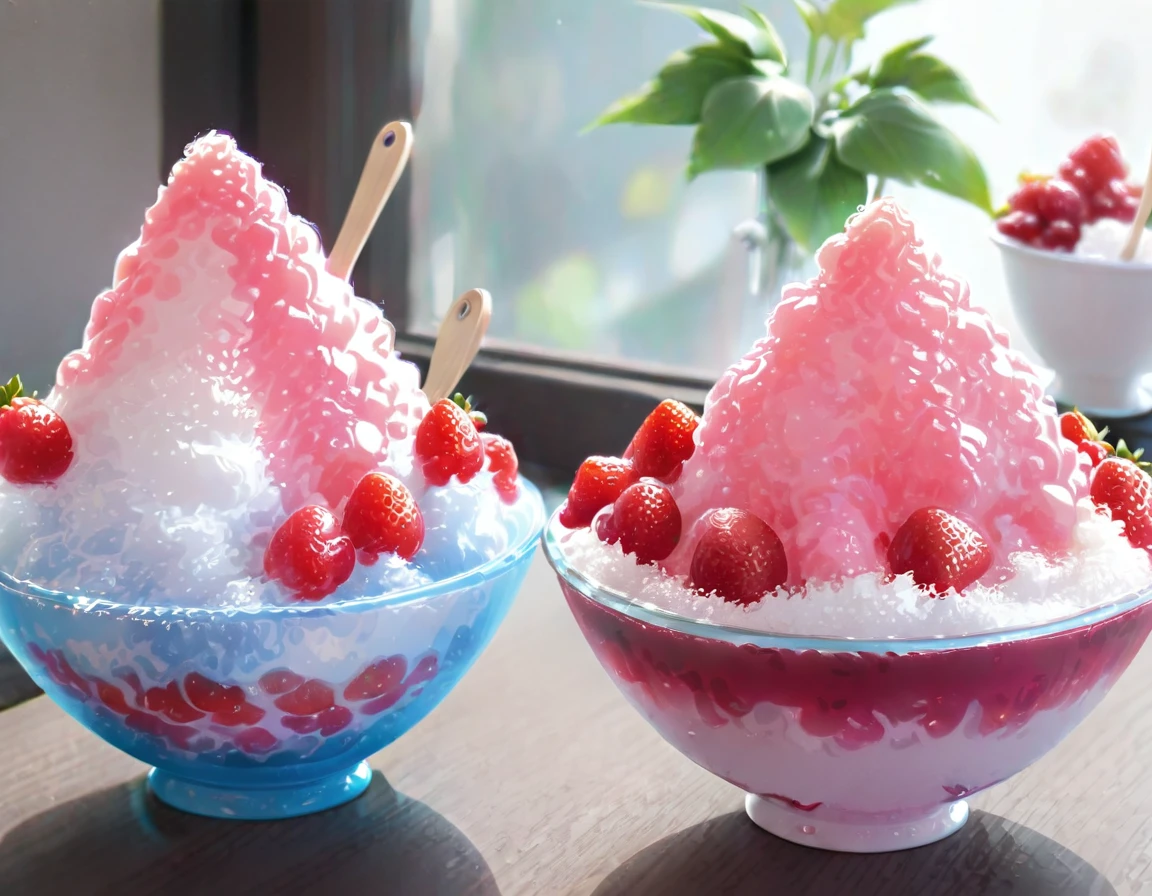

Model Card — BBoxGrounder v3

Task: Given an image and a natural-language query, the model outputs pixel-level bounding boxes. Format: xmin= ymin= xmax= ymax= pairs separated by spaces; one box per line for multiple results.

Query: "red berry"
xmin=183 ymin=672 xmax=246 ymax=714
xmin=628 ymin=399 xmax=700 ymax=481
xmin=1058 ymin=134 xmax=1127 ymax=196
xmin=1010 ymin=179 xmax=1084 ymax=224
xmin=318 ymin=705 xmax=354 ymax=736
xmin=1087 ymin=178 xmax=1141 ymax=223
xmin=144 ymin=681 xmax=206 ymax=723
xmin=1091 ymin=457 xmax=1152 ymax=550
xmin=415 ymin=399 xmax=484 ymax=487
xmin=0 ymin=397 xmax=74 ymax=484
xmin=482 ymin=433 xmax=520 ymax=503
xmin=264 ymin=506 xmax=356 ymax=600
xmin=995 ymin=211 xmax=1042 ymax=244
xmin=1059 ymin=409 xmax=1097 ymax=443
xmin=1038 ymin=219 xmax=1079 ymax=251
xmin=259 ymin=669 xmax=304 ymax=695
xmin=211 ymin=701 xmax=265 ymax=727
xmin=560 ymin=456 xmax=638 ymax=528
xmin=1078 ymin=440 xmax=1110 ymax=467
xmin=96 ymin=680 xmax=131 ymax=715
xmin=234 ymin=727 xmax=279 ymax=754
xmin=274 ymin=678 xmax=335 ymax=716
xmin=344 ymin=655 xmax=407 ymax=701
xmin=888 ymin=507 xmax=992 ymax=594
xmin=598 ymin=481 xmax=681 ymax=564
xmin=1001 ymin=179 xmax=1084 ymax=252
xmin=688 ymin=508 xmax=787 ymax=605
xmin=342 ymin=472 xmax=424 ymax=560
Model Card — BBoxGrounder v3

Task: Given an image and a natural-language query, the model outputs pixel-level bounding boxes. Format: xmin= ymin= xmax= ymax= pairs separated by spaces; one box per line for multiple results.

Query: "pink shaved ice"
xmin=665 ymin=199 xmax=1089 ymax=589
xmin=0 ymin=134 xmax=519 ymax=606
xmin=55 ymin=131 xmax=428 ymax=511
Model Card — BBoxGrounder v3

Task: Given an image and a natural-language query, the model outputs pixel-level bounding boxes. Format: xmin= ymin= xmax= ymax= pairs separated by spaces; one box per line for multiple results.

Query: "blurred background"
xmin=1 ymin=0 xmax=1149 ymax=393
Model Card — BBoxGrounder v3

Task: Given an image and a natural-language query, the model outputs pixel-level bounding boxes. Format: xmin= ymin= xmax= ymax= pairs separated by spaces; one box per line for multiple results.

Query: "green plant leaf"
xmin=741 ymin=6 xmax=788 ymax=66
xmin=0 ymin=375 xmax=23 ymax=407
xmin=590 ymin=43 xmax=760 ymax=127
xmin=689 ymin=75 xmax=815 ymax=176
xmin=767 ymin=135 xmax=868 ymax=252
xmin=822 ymin=0 xmax=917 ymax=42
xmin=793 ymin=0 xmax=824 ymax=37
xmin=652 ymin=3 xmax=786 ymax=61
xmin=872 ymin=50 xmax=991 ymax=114
xmin=873 ymin=35 xmax=935 ymax=67
xmin=830 ymin=87 xmax=992 ymax=211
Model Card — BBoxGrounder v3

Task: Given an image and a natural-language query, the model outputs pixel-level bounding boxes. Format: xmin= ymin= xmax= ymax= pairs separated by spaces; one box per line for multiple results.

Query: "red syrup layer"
xmin=560 ymin=581 xmax=1152 ymax=753
xmin=25 ymin=641 xmax=440 ymax=758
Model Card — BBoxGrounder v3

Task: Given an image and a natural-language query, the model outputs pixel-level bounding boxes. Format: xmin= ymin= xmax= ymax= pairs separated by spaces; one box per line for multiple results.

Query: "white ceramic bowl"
xmin=993 ymin=232 xmax=1152 ymax=416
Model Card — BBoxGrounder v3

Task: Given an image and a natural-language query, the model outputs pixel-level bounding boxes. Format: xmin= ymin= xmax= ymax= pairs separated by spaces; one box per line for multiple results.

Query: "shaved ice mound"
xmin=0 ymin=133 xmax=525 ymax=607
xmin=555 ymin=198 xmax=1152 ymax=638
xmin=667 ymin=199 xmax=1086 ymax=587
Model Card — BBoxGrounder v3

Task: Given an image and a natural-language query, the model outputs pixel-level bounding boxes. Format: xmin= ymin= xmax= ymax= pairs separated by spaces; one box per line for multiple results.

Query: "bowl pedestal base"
xmin=148 ymin=761 xmax=373 ymax=820
xmin=744 ymin=793 xmax=969 ymax=853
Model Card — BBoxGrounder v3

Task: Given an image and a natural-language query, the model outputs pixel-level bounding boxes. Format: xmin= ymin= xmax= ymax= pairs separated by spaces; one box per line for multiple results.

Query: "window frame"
xmin=160 ymin=0 xmax=713 ymax=484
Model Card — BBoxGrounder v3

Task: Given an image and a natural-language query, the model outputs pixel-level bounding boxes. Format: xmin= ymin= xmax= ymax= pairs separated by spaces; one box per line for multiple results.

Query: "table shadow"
xmin=594 ymin=809 xmax=1116 ymax=896
xmin=0 ymin=771 xmax=500 ymax=896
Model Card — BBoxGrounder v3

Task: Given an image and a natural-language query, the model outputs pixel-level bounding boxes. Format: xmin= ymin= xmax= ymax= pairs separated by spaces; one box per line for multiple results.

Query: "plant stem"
xmin=819 ymin=39 xmax=840 ymax=85
xmin=805 ymin=32 xmax=818 ymax=86
xmin=873 ymin=176 xmax=888 ymax=202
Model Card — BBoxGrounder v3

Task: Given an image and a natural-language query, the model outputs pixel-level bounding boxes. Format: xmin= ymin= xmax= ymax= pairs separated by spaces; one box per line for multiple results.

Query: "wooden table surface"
xmin=0 ymin=549 xmax=1150 ymax=896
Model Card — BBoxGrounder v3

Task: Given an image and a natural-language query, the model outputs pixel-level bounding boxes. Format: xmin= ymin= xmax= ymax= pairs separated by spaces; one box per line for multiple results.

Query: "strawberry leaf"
xmin=0 ymin=375 xmax=23 ymax=408
xmin=1114 ymin=439 xmax=1152 ymax=471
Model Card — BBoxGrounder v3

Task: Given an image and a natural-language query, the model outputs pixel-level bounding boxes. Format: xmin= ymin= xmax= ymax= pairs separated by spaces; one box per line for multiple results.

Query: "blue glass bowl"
xmin=0 ymin=482 xmax=543 ymax=820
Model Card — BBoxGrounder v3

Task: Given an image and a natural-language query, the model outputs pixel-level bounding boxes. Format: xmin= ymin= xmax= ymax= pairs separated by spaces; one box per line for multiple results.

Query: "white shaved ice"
xmin=558 ymin=500 xmax=1152 ymax=639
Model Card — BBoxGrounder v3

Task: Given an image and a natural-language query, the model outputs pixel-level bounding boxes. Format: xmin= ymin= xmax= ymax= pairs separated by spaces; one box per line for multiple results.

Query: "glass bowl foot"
xmin=148 ymin=761 xmax=373 ymax=820
xmin=744 ymin=793 xmax=969 ymax=853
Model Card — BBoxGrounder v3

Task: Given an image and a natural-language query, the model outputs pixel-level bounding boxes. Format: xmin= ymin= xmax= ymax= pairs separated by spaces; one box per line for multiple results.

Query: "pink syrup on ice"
xmin=54 ymin=132 xmax=427 ymax=514
xmin=666 ymin=199 xmax=1089 ymax=588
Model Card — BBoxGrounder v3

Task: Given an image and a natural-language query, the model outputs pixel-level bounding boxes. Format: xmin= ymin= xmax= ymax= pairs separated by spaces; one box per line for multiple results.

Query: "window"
xmin=147 ymin=0 xmax=1152 ymax=477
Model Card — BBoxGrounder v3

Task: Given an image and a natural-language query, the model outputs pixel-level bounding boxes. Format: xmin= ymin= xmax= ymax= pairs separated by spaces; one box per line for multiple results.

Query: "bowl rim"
xmin=990 ymin=230 xmax=1152 ymax=272
xmin=0 ymin=479 xmax=546 ymax=619
xmin=541 ymin=508 xmax=1152 ymax=655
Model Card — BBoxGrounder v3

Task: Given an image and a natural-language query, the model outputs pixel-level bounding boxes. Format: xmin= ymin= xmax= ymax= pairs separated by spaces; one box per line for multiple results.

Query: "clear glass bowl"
xmin=0 ymin=482 xmax=544 ymax=820
xmin=543 ymin=510 xmax=1152 ymax=853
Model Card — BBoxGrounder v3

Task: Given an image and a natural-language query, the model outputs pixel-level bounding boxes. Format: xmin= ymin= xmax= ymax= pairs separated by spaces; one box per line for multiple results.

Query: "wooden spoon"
xmin=327 ymin=121 xmax=412 ymax=352
xmin=422 ymin=288 xmax=493 ymax=404
xmin=328 ymin=121 xmax=413 ymax=281
xmin=1120 ymin=148 xmax=1152 ymax=261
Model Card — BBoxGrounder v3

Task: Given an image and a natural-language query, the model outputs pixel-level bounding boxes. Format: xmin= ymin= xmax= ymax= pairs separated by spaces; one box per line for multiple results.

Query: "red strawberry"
xmin=183 ymin=672 xmax=246 ymax=715
xmin=415 ymin=398 xmax=484 ymax=487
xmin=1058 ymin=409 xmax=1114 ymax=467
xmin=688 ymin=508 xmax=787 ymax=605
xmin=342 ymin=472 xmax=424 ymax=560
xmin=451 ymin=392 xmax=487 ymax=432
xmin=559 ymin=456 xmax=638 ymax=528
xmin=482 ymin=433 xmax=519 ymax=503
xmin=274 ymin=679 xmax=335 ymax=716
xmin=1059 ymin=409 xmax=1099 ymax=444
xmin=0 ymin=375 xmax=74 ymax=484
xmin=264 ymin=505 xmax=356 ymax=600
xmin=627 ymin=399 xmax=700 ymax=481
xmin=1091 ymin=457 xmax=1152 ymax=550
xmin=888 ymin=507 xmax=992 ymax=594
xmin=1078 ymin=440 xmax=1111 ymax=467
xmin=597 ymin=481 xmax=681 ymax=564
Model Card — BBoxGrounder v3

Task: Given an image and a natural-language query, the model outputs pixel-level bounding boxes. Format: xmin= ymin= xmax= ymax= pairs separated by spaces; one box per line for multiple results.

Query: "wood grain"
xmin=0 ymin=551 xmax=1150 ymax=895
